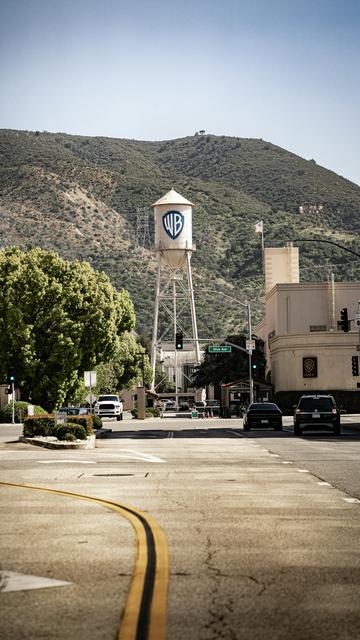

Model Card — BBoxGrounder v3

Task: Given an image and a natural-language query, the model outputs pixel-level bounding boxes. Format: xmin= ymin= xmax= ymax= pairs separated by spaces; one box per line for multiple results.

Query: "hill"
xmin=1 ymin=129 xmax=360 ymax=339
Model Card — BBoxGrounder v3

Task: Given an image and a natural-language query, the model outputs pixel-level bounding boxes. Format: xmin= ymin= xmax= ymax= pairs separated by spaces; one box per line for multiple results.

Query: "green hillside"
xmin=1 ymin=129 xmax=360 ymax=339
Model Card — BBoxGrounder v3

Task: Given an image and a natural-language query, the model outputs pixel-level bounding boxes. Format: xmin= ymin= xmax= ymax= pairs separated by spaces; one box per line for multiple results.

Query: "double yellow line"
xmin=0 ymin=481 xmax=169 ymax=640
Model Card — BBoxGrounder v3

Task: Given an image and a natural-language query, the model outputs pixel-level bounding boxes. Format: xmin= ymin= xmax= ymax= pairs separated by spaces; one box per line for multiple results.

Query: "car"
xmin=58 ymin=406 xmax=89 ymax=416
xmin=178 ymin=401 xmax=190 ymax=411
xmin=94 ymin=395 xmax=124 ymax=420
xmin=294 ymin=394 xmax=340 ymax=436
xmin=243 ymin=402 xmax=282 ymax=431
xmin=161 ymin=399 xmax=176 ymax=411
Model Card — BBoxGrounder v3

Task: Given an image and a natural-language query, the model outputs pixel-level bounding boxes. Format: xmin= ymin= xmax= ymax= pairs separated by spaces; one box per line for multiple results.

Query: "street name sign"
xmin=208 ymin=345 xmax=232 ymax=353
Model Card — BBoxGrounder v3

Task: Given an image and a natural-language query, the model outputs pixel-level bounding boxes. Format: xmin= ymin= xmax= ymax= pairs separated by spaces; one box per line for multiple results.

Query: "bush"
xmin=0 ymin=401 xmax=46 ymax=424
xmin=56 ymin=423 xmax=87 ymax=441
xmin=130 ymin=407 xmax=161 ymax=418
xmin=92 ymin=414 xmax=103 ymax=429
xmin=23 ymin=415 xmax=56 ymax=437
xmin=64 ymin=414 xmax=94 ymax=435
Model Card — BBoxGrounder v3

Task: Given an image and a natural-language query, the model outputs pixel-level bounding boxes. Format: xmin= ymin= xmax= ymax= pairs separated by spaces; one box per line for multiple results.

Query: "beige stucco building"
xmin=256 ymin=245 xmax=360 ymax=397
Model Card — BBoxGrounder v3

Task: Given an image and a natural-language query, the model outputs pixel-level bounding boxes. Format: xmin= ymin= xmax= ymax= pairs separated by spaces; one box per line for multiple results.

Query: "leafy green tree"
xmin=192 ymin=334 xmax=266 ymax=389
xmin=93 ymin=334 xmax=152 ymax=395
xmin=0 ymin=247 xmax=136 ymax=410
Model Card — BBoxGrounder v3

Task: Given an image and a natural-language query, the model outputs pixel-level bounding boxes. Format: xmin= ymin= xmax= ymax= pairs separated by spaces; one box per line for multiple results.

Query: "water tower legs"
xmin=150 ymin=252 xmax=200 ymax=392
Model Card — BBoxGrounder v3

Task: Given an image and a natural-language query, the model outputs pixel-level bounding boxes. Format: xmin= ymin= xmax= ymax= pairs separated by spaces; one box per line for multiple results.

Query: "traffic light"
xmin=352 ymin=355 xmax=359 ymax=376
xmin=340 ymin=308 xmax=349 ymax=332
xmin=175 ymin=332 xmax=183 ymax=350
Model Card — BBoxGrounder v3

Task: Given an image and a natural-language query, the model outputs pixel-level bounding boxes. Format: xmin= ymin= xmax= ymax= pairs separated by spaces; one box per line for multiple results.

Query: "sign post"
xmin=9 ymin=375 xmax=15 ymax=424
xmin=84 ymin=371 xmax=97 ymax=414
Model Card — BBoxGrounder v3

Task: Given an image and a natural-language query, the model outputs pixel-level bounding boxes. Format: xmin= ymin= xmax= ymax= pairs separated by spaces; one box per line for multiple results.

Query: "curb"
xmin=19 ymin=434 xmax=96 ymax=449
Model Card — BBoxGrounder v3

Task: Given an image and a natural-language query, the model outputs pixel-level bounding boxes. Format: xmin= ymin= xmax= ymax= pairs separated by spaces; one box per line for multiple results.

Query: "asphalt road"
xmin=1 ymin=416 xmax=360 ymax=640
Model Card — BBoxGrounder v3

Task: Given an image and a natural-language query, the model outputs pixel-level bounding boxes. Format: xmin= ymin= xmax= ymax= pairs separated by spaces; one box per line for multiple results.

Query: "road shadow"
xmin=102 ymin=427 xmax=294 ymax=439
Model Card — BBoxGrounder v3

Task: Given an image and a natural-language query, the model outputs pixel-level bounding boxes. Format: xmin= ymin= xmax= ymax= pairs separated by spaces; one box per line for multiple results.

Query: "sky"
xmin=0 ymin=0 xmax=359 ymax=185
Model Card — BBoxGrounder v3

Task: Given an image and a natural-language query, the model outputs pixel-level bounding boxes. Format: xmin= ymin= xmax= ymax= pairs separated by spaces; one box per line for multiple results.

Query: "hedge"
xmin=23 ymin=413 xmax=94 ymax=438
xmin=23 ymin=415 xmax=56 ymax=437
xmin=56 ymin=423 xmax=87 ymax=441
xmin=63 ymin=414 xmax=94 ymax=435
xmin=131 ymin=407 xmax=161 ymax=418
xmin=0 ymin=401 xmax=46 ymax=424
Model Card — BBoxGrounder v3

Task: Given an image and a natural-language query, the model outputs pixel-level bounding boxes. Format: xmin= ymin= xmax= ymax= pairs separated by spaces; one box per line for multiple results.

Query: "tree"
xmin=192 ymin=334 xmax=266 ymax=390
xmin=93 ymin=334 xmax=152 ymax=395
xmin=0 ymin=247 xmax=136 ymax=410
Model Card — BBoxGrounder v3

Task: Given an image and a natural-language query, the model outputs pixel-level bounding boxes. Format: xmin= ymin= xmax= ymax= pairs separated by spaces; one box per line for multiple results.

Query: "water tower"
xmin=150 ymin=188 xmax=201 ymax=390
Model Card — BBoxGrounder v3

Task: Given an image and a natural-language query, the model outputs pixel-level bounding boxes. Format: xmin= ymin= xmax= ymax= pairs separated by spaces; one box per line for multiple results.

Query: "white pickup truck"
xmin=94 ymin=394 xmax=124 ymax=420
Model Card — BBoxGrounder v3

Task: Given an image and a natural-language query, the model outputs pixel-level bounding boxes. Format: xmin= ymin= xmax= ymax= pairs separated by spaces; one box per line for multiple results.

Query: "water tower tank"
xmin=152 ymin=188 xmax=194 ymax=268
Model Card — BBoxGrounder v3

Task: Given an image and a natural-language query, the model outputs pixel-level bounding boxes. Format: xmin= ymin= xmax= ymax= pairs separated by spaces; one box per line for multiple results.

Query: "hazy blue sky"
xmin=1 ymin=0 xmax=359 ymax=184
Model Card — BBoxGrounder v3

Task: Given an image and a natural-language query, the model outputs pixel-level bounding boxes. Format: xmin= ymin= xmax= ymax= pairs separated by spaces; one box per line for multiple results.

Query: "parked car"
xmin=194 ymin=401 xmax=206 ymax=414
xmin=161 ymin=399 xmax=176 ymax=411
xmin=58 ymin=407 xmax=89 ymax=416
xmin=243 ymin=402 xmax=282 ymax=431
xmin=294 ymin=395 xmax=340 ymax=435
xmin=178 ymin=401 xmax=190 ymax=411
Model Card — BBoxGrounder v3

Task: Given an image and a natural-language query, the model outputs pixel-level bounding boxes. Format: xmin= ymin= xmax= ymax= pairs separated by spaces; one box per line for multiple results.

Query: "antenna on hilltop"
xmin=135 ymin=207 xmax=151 ymax=249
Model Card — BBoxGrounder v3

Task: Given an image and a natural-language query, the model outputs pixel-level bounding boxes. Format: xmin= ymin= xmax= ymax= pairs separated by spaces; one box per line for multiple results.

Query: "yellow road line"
xmin=0 ymin=481 xmax=168 ymax=640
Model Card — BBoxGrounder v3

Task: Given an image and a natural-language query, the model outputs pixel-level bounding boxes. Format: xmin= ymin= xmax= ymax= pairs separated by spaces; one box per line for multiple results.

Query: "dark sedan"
xmin=243 ymin=402 xmax=282 ymax=431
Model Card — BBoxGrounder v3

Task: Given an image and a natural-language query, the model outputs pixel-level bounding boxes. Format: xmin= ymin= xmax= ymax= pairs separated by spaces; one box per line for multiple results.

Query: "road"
xmin=1 ymin=416 xmax=360 ymax=640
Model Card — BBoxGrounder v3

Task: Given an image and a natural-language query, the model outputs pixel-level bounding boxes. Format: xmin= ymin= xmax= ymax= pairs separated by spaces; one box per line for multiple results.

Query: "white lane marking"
xmin=39 ymin=460 xmax=95 ymax=464
xmin=269 ymin=453 xmax=280 ymax=457
xmin=282 ymin=461 xmax=293 ymax=464
xmin=95 ymin=449 xmax=166 ymax=463
xmin=0 ymin=571 xmax=71 ymax=592
xmin=318 ymin=481 xmax=332 ymax=486
xmin=343 ymin=498 xmax=360 ymax=504
xmin=297 ymin=469 xmax=310 ymax=473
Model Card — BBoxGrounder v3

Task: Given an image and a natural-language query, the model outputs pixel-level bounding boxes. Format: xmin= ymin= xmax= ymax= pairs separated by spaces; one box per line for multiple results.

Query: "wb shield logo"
xmin=162 ymin=210 xmax=184 ymax=240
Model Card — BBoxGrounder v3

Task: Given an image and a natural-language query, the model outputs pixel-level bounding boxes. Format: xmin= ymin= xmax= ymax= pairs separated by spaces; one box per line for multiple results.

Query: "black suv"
xmin=294 ymin=395 xmax=340 ymax=436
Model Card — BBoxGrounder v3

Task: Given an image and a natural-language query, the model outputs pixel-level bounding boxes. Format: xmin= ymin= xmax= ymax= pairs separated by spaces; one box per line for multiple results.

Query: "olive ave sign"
xmin=208 ymin=345 xmax=232 ymax=353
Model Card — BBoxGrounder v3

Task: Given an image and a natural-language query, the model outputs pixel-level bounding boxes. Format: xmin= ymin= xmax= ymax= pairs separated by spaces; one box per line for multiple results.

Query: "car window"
xmin=98 ymin=395 xmax=119 ymax=402
xmin=298 ymin=397 xmax=333 ymax=411
xmin=248 ymin=403 xmax=279 ymax=411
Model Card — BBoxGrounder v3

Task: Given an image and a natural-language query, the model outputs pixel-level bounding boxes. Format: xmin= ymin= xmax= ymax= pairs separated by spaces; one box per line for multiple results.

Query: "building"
xmin=256 ymin=244 xmax=360 ymax=410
